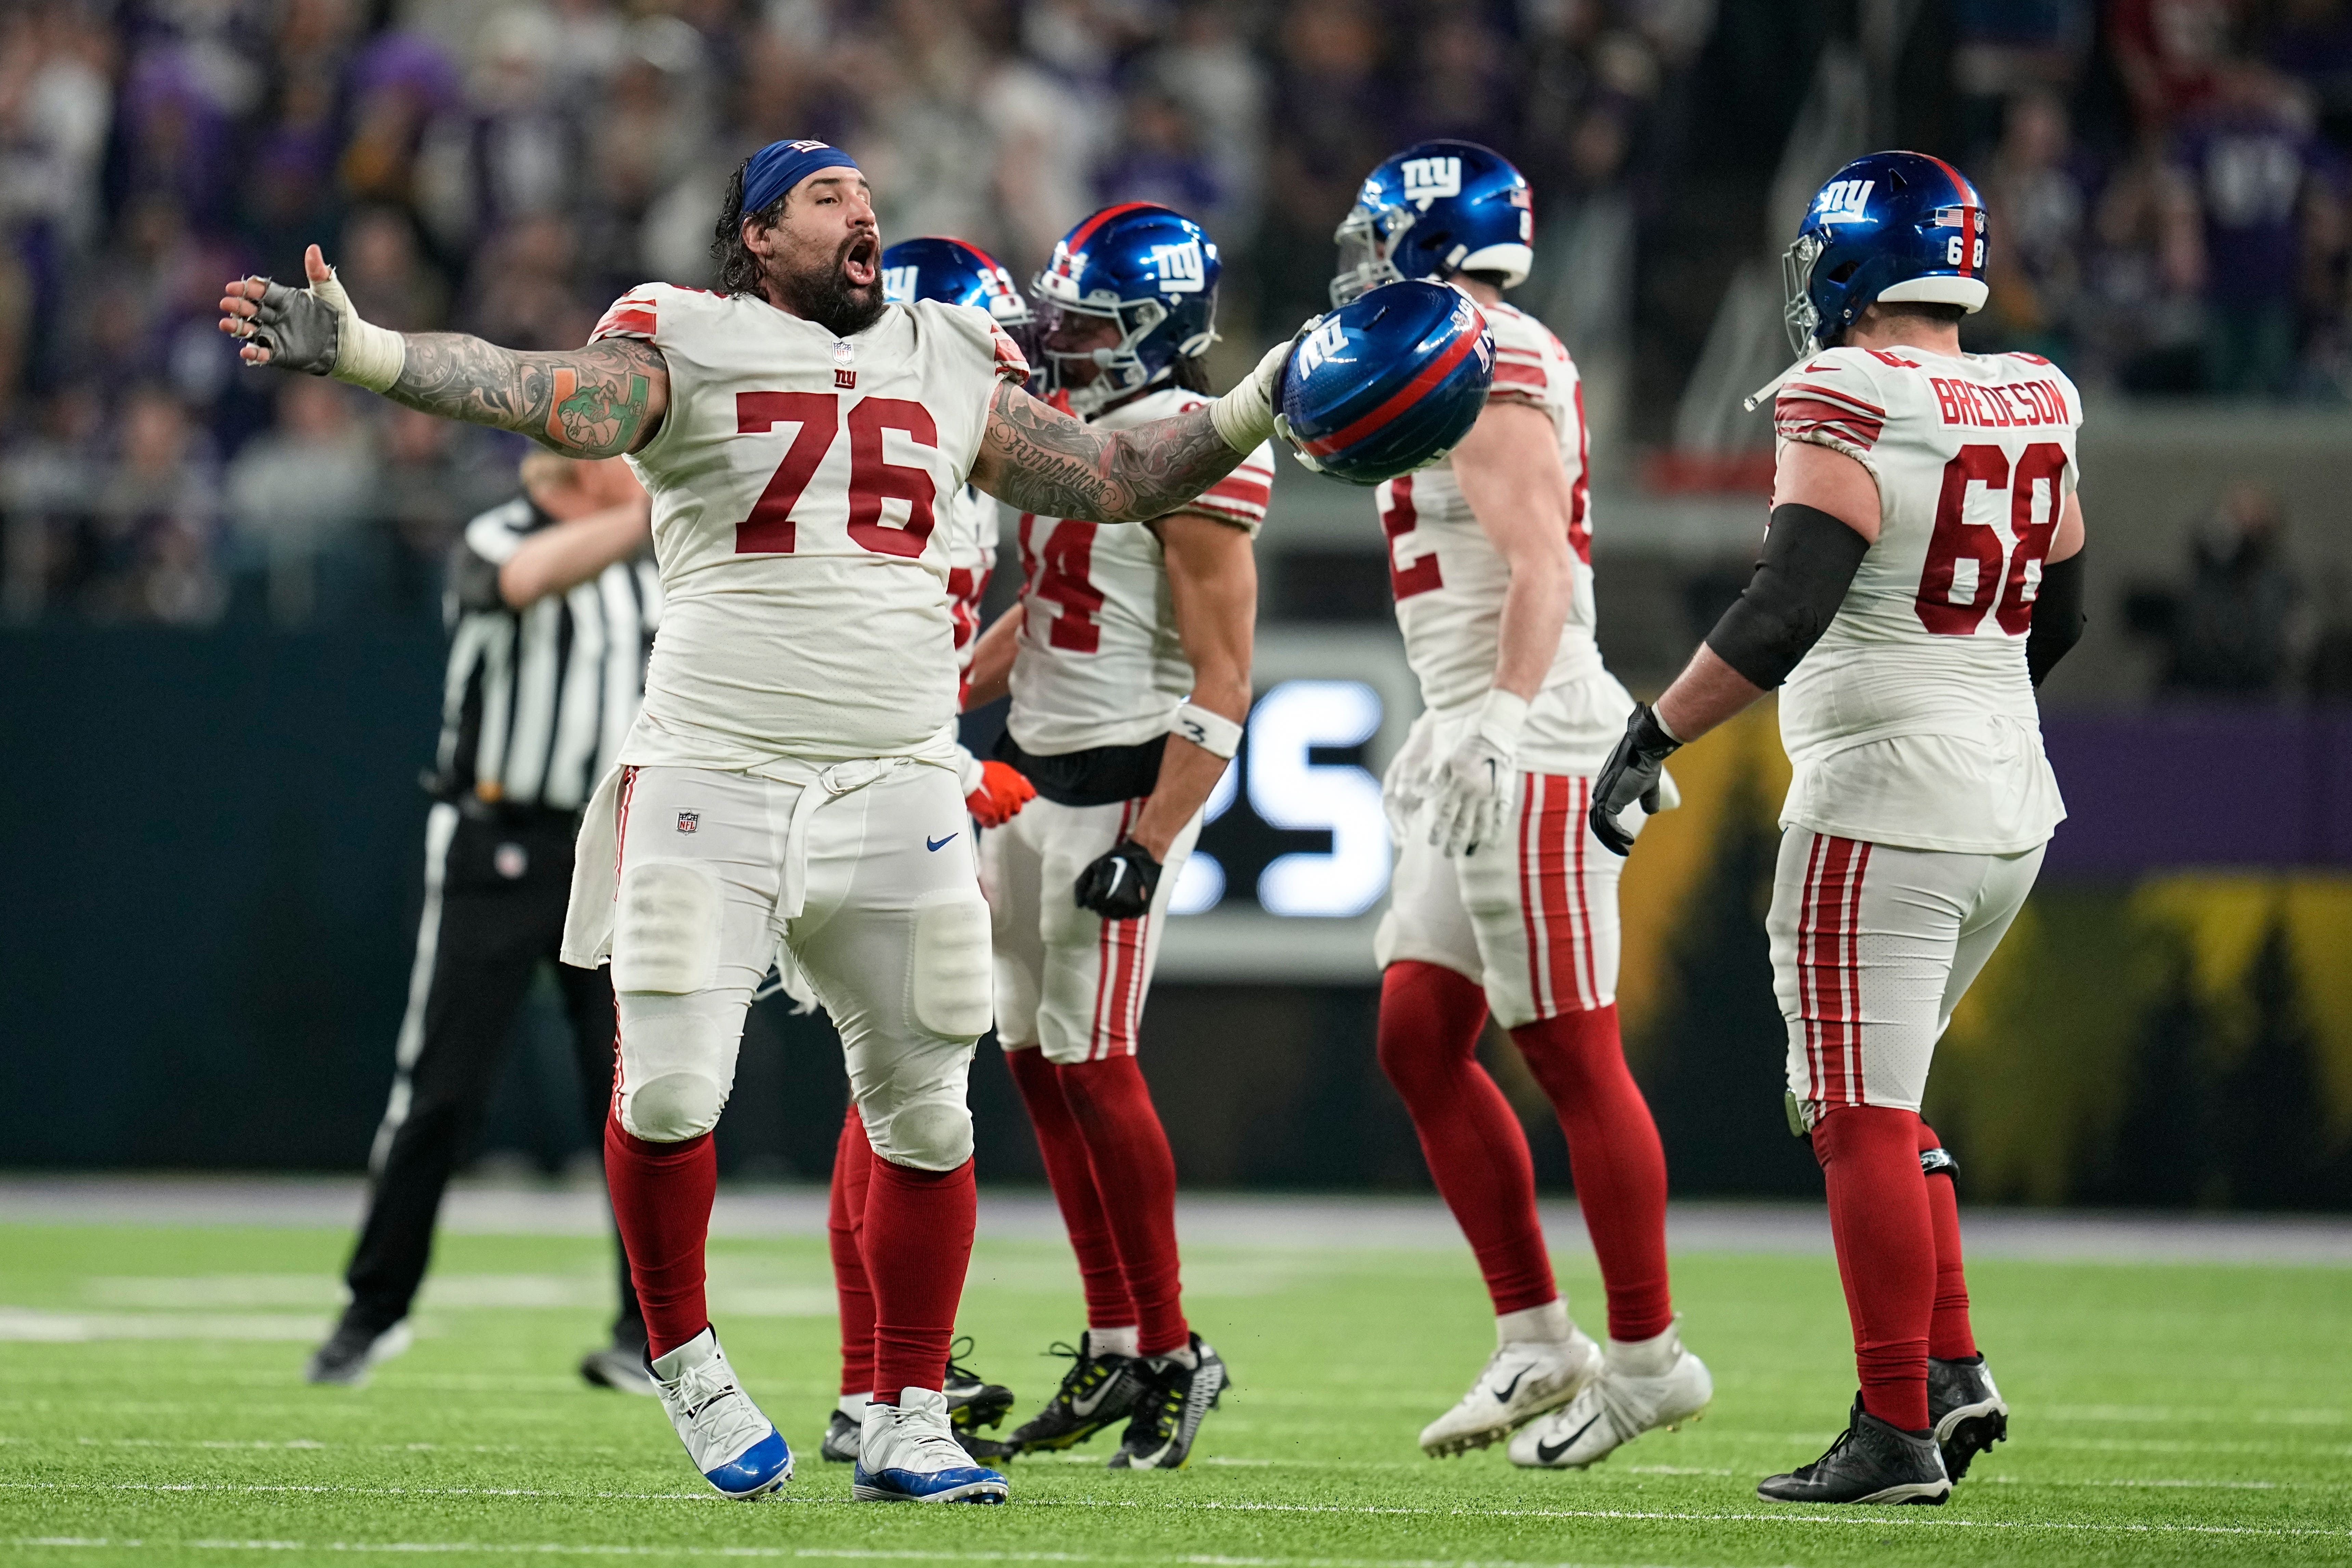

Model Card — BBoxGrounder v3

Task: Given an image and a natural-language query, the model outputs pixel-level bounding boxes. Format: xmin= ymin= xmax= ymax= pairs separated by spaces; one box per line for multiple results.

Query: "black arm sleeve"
xmin=1702 ymin=503 xmax=1872 ymax=690
xmin=2026 ymin=549 xmax=2086 ymax=688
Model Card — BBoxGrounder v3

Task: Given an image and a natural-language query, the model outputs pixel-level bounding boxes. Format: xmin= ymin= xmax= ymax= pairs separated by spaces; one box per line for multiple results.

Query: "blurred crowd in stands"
xmin=2 ymin=0 xmax=2350 ymax=664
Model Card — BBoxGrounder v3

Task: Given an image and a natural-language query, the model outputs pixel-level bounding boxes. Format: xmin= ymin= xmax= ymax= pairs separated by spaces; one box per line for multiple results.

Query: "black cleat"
xmin=821 ymin=1408 xmax=862 ymax=1463
xmin=1757 ymin=1397 xmax=1952 ymax=1505
xmin=945 ymin=1336 xmax=1016 ymax=1436
xmin=579 ymin=1339 xmax=658 ymax=1397
xmin=1006 ymin=1331 xmax=1146 ymax=1453
xmin=1928 ymin=1355 xmax=2008 ymax=1480
xmin=304 ymin=1315 xmax=412 ymax=1388
xmin=1108 ymin=1334 xmax=1228 ymax=1471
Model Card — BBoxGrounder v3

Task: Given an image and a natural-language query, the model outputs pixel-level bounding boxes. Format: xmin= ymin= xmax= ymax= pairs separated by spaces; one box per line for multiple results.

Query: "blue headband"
xmin=742 ymin=139 xmax=860 ymax=216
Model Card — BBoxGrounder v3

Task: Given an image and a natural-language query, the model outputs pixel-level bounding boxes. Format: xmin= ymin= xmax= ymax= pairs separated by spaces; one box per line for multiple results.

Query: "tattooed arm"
xmin=968 ymin=381 xmax=1253 ymax=522
xmin=387 ymin=334 xmax=668 ymax=456
xmin=219 ymin=245 xmax=668 ymax=457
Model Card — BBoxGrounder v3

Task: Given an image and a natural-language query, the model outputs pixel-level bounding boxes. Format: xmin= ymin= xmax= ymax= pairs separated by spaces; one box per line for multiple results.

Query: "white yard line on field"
xmin=5 ymin=1482 xmax=2346 ymax=1540
xmin=8 ymin=1541 xmax=1757 ymax=1568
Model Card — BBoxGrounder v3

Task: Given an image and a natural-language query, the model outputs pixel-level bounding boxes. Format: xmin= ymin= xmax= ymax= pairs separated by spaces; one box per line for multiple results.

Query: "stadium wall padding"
xmin=5 ymin=628 xmax=2350 ymax=1206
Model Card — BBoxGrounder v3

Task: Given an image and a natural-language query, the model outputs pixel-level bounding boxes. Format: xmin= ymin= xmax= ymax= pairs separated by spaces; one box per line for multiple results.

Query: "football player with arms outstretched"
xmin=219 ymin=140 xmax=1302 ymax=1505
xmin=814 ymin=236 xmax=1039 ymax=1468
xmin=960 ymin=205 xmax=1273 ymax=1471
xmin=1335 ymin=141 xmax=1711 ymax=1470
xmin=1591 ymin=152 xmax=2087 ymax=1505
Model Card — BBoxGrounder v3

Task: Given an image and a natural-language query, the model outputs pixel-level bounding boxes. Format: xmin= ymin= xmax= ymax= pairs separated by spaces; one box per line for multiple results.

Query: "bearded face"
xmin=750 ymin=172 xmax=886 ymax=338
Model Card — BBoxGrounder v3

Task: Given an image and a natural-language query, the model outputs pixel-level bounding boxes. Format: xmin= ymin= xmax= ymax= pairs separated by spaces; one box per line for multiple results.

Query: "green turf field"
xmin=1 ymin=1217 xmax=2347 ymax=1567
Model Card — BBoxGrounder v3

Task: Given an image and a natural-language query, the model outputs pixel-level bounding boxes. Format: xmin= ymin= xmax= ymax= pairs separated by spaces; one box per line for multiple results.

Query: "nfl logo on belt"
xmin=676 ymin=811 xmax=700 ymax=834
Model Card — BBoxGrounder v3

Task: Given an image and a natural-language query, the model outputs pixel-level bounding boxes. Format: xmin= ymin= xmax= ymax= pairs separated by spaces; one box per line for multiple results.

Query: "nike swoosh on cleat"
xmin=1069 ymin=1379 xmax=1117 ymax=1418
xmin=1493 ymin=1368 xmax=1529 ymax=1403
xmin=1536 ymin=1412 xmax=1605 ymax=1465
xmin=926 ymin=833 xmax=958 ymax=852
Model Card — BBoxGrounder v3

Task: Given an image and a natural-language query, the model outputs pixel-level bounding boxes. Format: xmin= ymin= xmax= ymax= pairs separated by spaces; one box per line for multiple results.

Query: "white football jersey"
xmin=1006 ymin=385 xmax=1275 ymax=755
xmin=1371 ymin=293 xmax=1630 ymax=774
xmin=589 ymin=283 xmax=1029 ymax=767
xmin=1772 ymin=345 xmax=2081 ymax=853
xmin=941 ymin=480 xmax=997 ymax=683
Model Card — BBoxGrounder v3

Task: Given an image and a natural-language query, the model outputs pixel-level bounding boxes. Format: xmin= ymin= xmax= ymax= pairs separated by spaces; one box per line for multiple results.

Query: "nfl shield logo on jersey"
xmin=676 ymin=811 xmax=700 ymax=834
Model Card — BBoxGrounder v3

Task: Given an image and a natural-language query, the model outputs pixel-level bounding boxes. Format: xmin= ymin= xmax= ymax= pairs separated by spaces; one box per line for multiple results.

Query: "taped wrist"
xmin=315 ymin=270 xmax=407 ymax=392
xmin=2026 ymin=550 xmax=2086 ymax=688
xmin=1207 ymin=339 xmax=1289 ymax=453
xmin=1703 ymin=502 xmax=1871 ymax=689
xmin=1172 ymin=701 xmax=1243 ymax=759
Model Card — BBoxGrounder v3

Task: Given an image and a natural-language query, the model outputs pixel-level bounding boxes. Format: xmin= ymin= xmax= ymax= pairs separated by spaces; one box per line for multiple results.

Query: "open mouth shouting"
xmin=842 ymin=232 xmax=880 ymax=291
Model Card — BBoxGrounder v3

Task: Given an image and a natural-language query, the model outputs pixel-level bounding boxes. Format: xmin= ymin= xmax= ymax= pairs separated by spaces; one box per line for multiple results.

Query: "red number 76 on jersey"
xmin=734 ymin=392 xmax=939 ymax=558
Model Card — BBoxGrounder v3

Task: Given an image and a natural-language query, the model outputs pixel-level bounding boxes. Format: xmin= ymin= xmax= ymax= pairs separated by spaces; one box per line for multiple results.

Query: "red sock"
xmin=1510 ymin=1004 xmax=1673 ymax=1343
xmin=1813 ymin=1106 xmax=1934 ymax=1432
xmin=1005 ymin=1047 xmax=1137 ymax=1330
xmin=1377 ymin=961 xmax=1555 ymax=1316
xmin=862 ymin=1154 xmax=976 ymax=1404
xmin=603 ymin=1116 xmax=716 ymax=1360
xmin=1919 ymin=1121 xmax=1977 ymax=1361
xmin=829 ymin=1106 xmax=876 ymax=1395
xmin=1057 ymin=1055 xmax=1187 ymax=1356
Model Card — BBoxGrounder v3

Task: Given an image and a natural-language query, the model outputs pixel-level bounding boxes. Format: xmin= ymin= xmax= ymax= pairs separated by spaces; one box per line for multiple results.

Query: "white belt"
xmin=777 ymin=756 xmax=906 ymax=921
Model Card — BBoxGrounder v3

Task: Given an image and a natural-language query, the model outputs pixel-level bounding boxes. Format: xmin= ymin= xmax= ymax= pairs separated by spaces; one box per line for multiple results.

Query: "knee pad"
xmin=611 ymin=860 xmax=721 ymax=994
xmin=619 ymin=1070 xmax=728 ymax=1142
xmin=857 ymin=1033 xmax=977 ymax=1171
xmin=910 ymin=893 xmax=992 ymax=1040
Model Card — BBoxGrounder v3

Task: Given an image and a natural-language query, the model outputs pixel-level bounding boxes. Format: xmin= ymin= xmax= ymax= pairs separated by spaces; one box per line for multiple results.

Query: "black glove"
xmin=1074 ymin=839 xmax=1163 ymax=921
xmin=1588 ymin=703 xmax=1682 ymax=857
xmin=246 ymin=278 xmax=342 ymax=374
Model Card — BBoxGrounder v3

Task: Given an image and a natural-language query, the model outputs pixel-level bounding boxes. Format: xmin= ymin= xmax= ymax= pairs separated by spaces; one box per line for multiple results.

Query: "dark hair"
xmin=1462 ymin=269 xmax=1511 ymax=290
xmin=712 ymin=161 xmax=786 ymax=295
xmin=1170 ymin=353 xmax=1213 ymax=395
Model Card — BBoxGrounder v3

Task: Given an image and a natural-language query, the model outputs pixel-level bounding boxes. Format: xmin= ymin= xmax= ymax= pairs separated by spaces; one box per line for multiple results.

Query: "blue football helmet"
xmin=1278 ymin=280 xmax=1495 ymax=486
xmin=1031 ymin=203 xmax=1220 ymax=417
xmin=1784 ymin=151 xmax=1989 ymax=356
xmin=880 ymin=236 xmax=1031 ymax=328
xmin=1331 ymin=140 xmax=1534 ymax=306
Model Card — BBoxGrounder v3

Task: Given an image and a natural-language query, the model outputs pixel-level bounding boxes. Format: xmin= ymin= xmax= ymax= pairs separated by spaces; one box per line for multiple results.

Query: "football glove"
xmin=1073 ymin=839 xmax=1163 ymax=921
xmin=230 ymin=250 xmax=406 ymax=391
xmin=1589 ymin=703 xmax=1683 ymax=856
xmin=1426 ymin=689 xmax=1527 ymax=858
xmin=965 ymin=759 xmax=1037 ymax=829
xmin=1381 ymin=719 xmax=1436 ymax=846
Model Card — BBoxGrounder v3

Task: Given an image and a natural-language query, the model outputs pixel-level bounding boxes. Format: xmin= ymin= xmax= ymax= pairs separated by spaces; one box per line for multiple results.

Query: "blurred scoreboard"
xmin=1155 ymin=629 xmax=1420 ymax=981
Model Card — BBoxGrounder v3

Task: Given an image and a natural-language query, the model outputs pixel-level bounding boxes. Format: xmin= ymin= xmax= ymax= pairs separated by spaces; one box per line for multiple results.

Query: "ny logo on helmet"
xmin=1815 ymin=179 xmax=1876 ymax=224
xmin=882 ymin=265 xmax=917 ymax=302
xmin=1402 ymin=156 xmax=1463 ymax=209
xmin=1294 ymin=316 xmax=1347 ymax=380
xmin=1150 ymin=239 xmax=1207 ymax=293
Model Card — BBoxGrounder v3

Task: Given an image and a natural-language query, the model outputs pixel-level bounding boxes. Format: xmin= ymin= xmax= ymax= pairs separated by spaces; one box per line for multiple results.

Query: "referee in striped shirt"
xmin=307 ymin=453 xmax=662 ymax=1392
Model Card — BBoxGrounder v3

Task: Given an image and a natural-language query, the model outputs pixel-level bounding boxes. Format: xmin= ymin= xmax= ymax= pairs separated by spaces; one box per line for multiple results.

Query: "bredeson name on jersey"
xmin=589 ymin=283 xmax=1030 ymax=768
xmin=1772 ymin=345 xmax=2083 ymax=855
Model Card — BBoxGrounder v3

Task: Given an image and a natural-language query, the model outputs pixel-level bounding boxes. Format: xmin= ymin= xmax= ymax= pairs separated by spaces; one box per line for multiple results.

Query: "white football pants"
xmin=1768 ymin=827 xmax=2044 ymax=1119
xmin=1376 ymin=772 xmax=1626 ymax=1030
xmin=607 ymin=762 xmax=992 ymax=1169
xmin=982 ymin=795 xmax=1205 ymax=1064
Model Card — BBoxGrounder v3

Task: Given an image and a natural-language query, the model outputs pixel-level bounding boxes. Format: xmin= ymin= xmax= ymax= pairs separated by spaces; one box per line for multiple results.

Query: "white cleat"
xmin=853 ymin=1388 xmax=1009 ymax=1503
xmin=1510 ymin=1322 xmax=1712 ymax=1470
xmin=651 ymin=1327 xmax=792 ymax=1499
xmin=1418 ymin=1329 xmax=1602 ymax=1457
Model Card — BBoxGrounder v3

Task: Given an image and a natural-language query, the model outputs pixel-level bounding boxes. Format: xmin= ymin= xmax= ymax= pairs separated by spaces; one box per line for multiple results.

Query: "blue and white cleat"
xmin=651 ymin=1327 xmax=792 ymax=1499
xmin=853 ymin=1388 xmax=1010 ymax=1503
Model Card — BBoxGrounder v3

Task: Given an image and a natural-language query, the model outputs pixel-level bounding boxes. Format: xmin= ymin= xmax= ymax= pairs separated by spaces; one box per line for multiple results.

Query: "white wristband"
xmin=1173 ymin=701 xmax=1244 ymax=760
xmin=314 ymin=268 xmax=407 ymax=393
xmin=1474 ymin=688 xmax=1529 ymax=753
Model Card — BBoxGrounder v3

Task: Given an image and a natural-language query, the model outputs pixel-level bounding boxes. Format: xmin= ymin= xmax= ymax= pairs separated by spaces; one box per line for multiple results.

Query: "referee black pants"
xmin=342 ymin=800 xmax=645 ymax=1346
